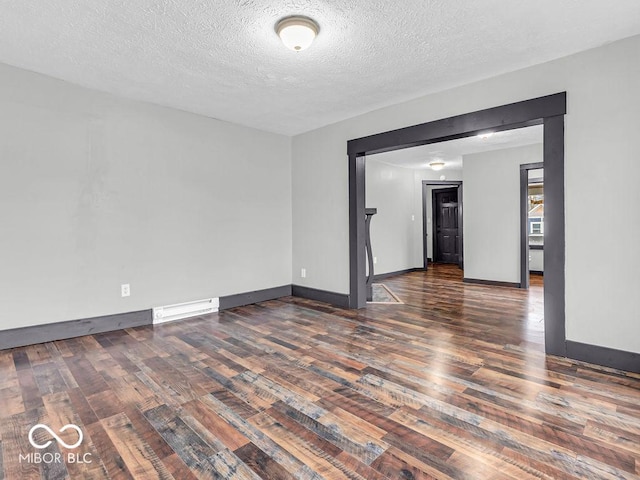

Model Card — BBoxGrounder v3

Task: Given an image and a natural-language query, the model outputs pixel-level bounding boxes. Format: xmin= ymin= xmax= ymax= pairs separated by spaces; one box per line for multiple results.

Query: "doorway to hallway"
xmin=433 ymin=187 xmax=460 ymax=265
xmin=421 ymin=180 xmax=463 ymax=270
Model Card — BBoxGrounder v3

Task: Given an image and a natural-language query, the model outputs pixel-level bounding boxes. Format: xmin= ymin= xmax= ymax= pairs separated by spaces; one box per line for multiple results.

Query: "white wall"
xmin=365 ymin=160 xmax=416 ymax=275
xmin=292 ymin=34 xmax=640 ymax=354
xmin=0 ymin=63 xmax=292 ymax=331
xmin=364 ymin=160 xmax=463 ymax=276
xmin=412 ymin=170 xmax=464 ymax=263
xmin=529 ymin=168 xmax=544 ymax=179
xmin=530 ymin=251 xmax=544 ymax=272
xmin=463 ymin=144 xmax=542 ymax=283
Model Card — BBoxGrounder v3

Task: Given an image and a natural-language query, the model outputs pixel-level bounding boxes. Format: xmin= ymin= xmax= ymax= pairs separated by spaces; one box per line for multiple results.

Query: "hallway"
xmin=380 ymin=264 xmax=545 ymax=351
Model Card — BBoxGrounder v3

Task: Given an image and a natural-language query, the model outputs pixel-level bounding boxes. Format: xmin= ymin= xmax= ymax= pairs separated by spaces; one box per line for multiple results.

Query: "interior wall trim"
xmin=291 ymin=285 xmax=350 ymax=308
xmin=372 ymin=268 xmax=424 ymax=282
xmin=1 ymin=283 xmax=355 ymax=351
xmin=0 ymin=285 xmax=292 ymax=351
xmin=0 ymin=310 xmax=152 ymax=351
xmin=565 ymin=341 xmax=640 ymax=374
xmin=219 ymin=285 xmax=292 ymax=310
xmin=463 ymin=278 xmax=521 ymax=289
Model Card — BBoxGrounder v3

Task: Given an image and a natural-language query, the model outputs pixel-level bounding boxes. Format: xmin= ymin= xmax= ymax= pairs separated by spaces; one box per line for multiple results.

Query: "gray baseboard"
xmin=0 ymin=309 xmax=152 ymax=351
xmin=565 ymin=341 xmax=640 ymax=374
xmin=219 ymin=285 xmax=292 ymax=310
xmin=3 ymin=289 xmax=637 ymax=376
xmin=291 ymin=285 xmax=350 ymax=308
xmin=373 ymin=268 xmax=424 ymax=282
xmin=463 ymin=278 xmax=521 ymax=288
xmin=0 ymin=285 xmax=293 ymax=351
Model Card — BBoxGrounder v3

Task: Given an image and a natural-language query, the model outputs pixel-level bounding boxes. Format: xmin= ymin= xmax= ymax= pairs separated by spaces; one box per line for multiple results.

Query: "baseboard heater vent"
xmin=153 ymin=297 xmax=219 ymax=325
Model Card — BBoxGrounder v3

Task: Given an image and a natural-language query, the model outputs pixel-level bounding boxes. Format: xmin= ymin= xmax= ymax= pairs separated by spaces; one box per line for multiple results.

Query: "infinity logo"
xmin=28 ymin=424 xmax=83 ymax=449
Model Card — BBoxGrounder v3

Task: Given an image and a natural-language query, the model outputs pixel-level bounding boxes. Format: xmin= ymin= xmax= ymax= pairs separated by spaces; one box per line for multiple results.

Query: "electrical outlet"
xmin=373 ymin=257 xmax=377 ymax=264
xmin=300 ymin=268 xmax=306 ymax=278
xmin=121 ymin=284 xmax=130 ymax=297
xmin=411 ymin=215 xmax=415 ymax=221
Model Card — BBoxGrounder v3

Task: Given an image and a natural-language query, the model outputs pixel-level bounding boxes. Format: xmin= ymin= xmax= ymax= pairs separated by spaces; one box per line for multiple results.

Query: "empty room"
xmin=1 ymin=1 xmax=639 ymax=479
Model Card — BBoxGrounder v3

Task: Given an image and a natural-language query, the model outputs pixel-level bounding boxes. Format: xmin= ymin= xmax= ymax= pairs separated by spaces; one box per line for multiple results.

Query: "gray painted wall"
xmin=291 ymin=34 xmax=640 ymax=354
xmin=0 ymin=63 xmax=292 ymax=331
xmin=365 ymin=160 xmax=416 ymax=275
xmin=366 ymin=148 xmax=542 ymax=282
xmin=530 ymin=251 xmax=544 ymax=272
xmin=364 ymin=159 xmax=463 ymax=276
xmin=463 ymin=144 xmax=543 ymax=283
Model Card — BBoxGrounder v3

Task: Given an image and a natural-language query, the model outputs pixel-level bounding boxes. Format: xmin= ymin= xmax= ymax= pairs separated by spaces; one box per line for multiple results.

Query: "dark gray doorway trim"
xmin=422 ymin=181 xmax=463 ymax=271
xmin=348 ymin=92 xmax=567 ymax=357
xmin=520 ymin=162 xmax=544 ymax=290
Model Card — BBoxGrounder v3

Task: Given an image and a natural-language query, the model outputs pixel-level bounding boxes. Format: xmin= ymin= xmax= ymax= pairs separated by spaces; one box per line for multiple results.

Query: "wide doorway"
xmin=349 ymin=93 xmax=566 ymax=356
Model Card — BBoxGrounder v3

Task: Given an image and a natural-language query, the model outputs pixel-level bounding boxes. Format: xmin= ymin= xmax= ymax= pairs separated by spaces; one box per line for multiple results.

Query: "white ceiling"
xmin=370 ymin=125 xmax=543 ymax=170
xmin=1 ymin=1 xmax=640 ymax=135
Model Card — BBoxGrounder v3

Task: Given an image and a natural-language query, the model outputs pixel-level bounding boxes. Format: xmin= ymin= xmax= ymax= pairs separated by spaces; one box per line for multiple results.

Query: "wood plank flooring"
xmin=1 ymin=264 xmax=639 ymax=479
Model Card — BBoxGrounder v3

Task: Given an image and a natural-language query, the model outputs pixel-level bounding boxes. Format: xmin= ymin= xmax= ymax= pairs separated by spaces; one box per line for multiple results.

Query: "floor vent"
xmin=153 ymin=298 xmax=219 ymax=325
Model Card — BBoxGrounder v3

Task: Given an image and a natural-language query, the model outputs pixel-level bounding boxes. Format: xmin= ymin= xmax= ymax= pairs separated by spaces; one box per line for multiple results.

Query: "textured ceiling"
xmin=370 ymin=125 xmax=543 ymax=170
xmin=1 ymin=1 xmax=640 ymax=135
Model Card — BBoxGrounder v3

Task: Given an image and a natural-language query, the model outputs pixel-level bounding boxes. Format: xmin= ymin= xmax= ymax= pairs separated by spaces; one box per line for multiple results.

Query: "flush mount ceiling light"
xmin=275 ymin=16 xmax=319 ymax=51
xmin=429 ymin=161 xmax=445 ymax=171
xmin=477 ymin=132 xmax=494 ymax=139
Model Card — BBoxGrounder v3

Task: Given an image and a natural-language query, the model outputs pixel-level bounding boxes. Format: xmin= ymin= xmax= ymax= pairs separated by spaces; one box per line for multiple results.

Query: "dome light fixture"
xmin=429 ymin=161 xmax=445 ymax=171
xmin=276 ymin=16 xmax=319 ymax=51
xmin=477 ymin=132 xmax=494 ymax=139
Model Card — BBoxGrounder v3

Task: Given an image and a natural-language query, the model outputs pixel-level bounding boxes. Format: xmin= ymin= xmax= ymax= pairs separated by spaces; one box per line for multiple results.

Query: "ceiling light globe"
xmin=429 ymin=161 xmax=445 ymax=171
xmin=276 ymin=17 xmax=319 ymax=51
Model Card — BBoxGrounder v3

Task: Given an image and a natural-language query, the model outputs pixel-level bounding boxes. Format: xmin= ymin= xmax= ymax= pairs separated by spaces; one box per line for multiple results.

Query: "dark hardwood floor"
xmin=1 ymin=264 xmax=639 ymax=479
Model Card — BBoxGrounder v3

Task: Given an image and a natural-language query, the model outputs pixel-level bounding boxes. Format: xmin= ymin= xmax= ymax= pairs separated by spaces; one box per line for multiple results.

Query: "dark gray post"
xmin=349 ymin=154 xmax=367 ymax=308
xmin=365 ymin=208 xmax=377 ymax=301
xmin=543 ymin=115 xmax=566 ymax=357
xmin=520 ymin=167 xmax=530 ymax=290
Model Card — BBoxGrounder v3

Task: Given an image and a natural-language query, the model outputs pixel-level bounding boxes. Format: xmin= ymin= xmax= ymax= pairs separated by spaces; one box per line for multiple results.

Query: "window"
xmin=528 ymin=182 xmax=544 ymax=244
xmin=530 ymin=219 xmax=543 ymax=235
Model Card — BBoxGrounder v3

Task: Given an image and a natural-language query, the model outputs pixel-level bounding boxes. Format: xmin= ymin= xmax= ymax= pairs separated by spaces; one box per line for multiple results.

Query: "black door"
xmin=433 ymin=188 xmax=460 ymax=264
